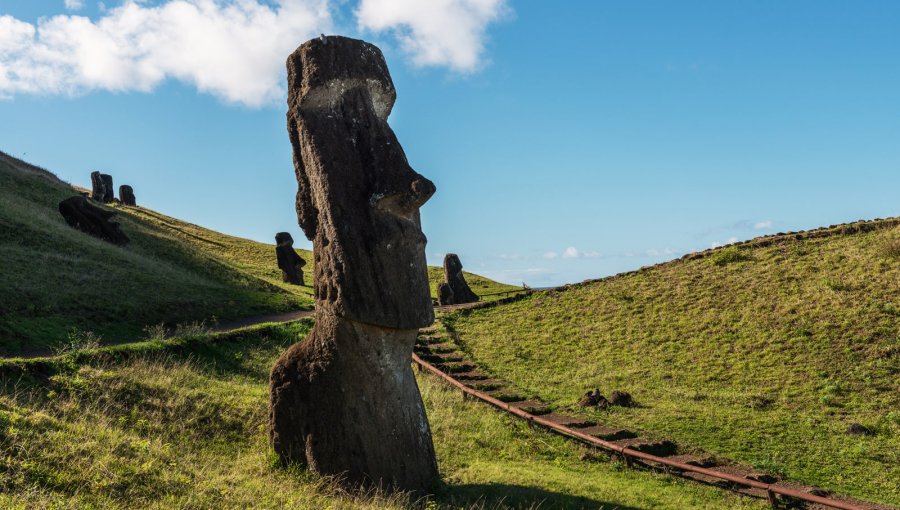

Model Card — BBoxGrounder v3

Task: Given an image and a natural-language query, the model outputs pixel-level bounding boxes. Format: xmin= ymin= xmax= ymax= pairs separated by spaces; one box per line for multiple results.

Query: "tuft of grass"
xmin=882 ymin=238 xmax=900 ymax=259
xmin=447 ymin=220 xmax=900 ymax=506
xmin=710 ymin=246 xmax=751 ymax=266
xmin=0 ymin=323 xmax=766 ymax=509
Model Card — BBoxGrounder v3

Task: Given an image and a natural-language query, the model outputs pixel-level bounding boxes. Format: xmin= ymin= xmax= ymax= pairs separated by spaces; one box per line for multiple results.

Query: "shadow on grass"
xmin=439 ymin=482 xmax=645 ymax=510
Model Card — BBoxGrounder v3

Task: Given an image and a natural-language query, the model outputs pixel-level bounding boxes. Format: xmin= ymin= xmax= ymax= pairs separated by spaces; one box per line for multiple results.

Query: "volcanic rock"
xmin=58 ymin=195 xmax=129 ymax=245
xmin=269 ymin=35 xmax=438 ymax=494
xmin=119 ymin=185 xmax=136 ymax=206
xmin=275 ymin=232 xmax=306 ymax=285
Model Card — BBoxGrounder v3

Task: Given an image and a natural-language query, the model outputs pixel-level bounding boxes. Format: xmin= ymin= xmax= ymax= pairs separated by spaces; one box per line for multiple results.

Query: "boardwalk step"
xmin=416 ymin=343 xmax=456 ymax=354
xmin=486 ymin=390 xmax=528 ymax=403
xmin=466 ymin=379 xmax=508 ymax=391
xmin=507 ymin=399 xmax=552 ymax=415
xmin=453 ymin=371 xmax=489 ymax=381
xmin=611 ymin=438 xmax=678 ymax=457
xmin=540 ymin=413 xmax=596 ymax=428
xmin=438 ymin=362 xmax=477 ymax=373
xmin=573 ymin=425 xmax=636 ymax=441
xmin=660 ymin=454 xmax=718 ymax=469
xmin=419 ymin=352 xmax=465 ymax=363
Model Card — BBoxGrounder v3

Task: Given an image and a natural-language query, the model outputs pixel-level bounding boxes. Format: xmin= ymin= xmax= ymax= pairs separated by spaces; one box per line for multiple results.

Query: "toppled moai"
xmin=269 ymin=36 xmax=439 ymax=494
xmin=58 ymin=195 xmax=129 ymax=245
xmin=274 ymin=232 xmax=306 ymax=285
xmin=90 ymin=171 xmax=115 ymax=203
xmin=119 ymin=185 xmax=136 ymax=206
xmin=437 ymin=253 xmax=479 ymax=305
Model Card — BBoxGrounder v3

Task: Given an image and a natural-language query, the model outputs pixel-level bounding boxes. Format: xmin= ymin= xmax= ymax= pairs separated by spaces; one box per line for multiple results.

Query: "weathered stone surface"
xmin=437 ymin=282 xmax=455 ymax=306
xmin=119 ymin=185 xmax=136 ymax=206
xmin=90 ymin=171 xmax=115 ymax=203
xmin=270 ymin=35 xmax=438 ymax=494
xmin=441 ymin=253 xmax=479 ymax=305
xmin=275 ymin=232 xmax=306 ymax=285
xmin=58 ymin=195 xmax=129 ymax=245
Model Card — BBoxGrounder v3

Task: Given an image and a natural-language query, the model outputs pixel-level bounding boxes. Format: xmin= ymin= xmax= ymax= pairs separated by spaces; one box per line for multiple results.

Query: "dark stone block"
xmin=275 ymin=232 xmax=306 ymax=285
xmin=270 ymin=35 xmax=439 ymax=494
xmin=58 ymin=195 xmax=129 ymax=245
xmin=119 ymin=185 xmax=136 ymax=206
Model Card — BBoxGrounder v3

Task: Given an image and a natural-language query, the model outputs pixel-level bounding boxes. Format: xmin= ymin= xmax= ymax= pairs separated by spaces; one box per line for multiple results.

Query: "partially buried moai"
xmin=268 ymin=36 xmax=439 ymax=493
xmin=119 ymin=185 xmax=136 ymax=206
xmin=274 ymin=232 xmax=306 ymax=285
xmin=438 ymin=253 xmax=479 ymax=305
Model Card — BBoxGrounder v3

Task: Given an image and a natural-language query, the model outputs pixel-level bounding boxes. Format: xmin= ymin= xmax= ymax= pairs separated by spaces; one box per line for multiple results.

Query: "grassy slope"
xmin=0 ymin=323 xmax=765 ymax=509
xmin=0 ymin=152 xmax=513 ymax=354
xmin=447 ymin=220 xmax=900 ymax=506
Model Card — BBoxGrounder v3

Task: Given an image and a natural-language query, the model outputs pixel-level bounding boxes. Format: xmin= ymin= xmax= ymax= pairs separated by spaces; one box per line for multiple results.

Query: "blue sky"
xmin=2 ymin=1 xmax=899 ymax=286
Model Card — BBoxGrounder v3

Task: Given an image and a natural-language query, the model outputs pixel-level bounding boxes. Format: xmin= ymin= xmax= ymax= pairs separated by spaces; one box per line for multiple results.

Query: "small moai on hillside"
xmin=58 ymin=195 xmax=129 ymax=245
xmin=90 ymin=171 xmax=115 ymax=203
xmin=269 ymin=35 xmax=439 ymax=495
xmin=274 ymin=232 xmax=306 ymax=285
xmin=438 ymin=253 xmax=479 ymax=305
xmin=119 ymin=185 xmax=136 ymax=206
xmin=437 ymin=282 xmax=455 ymax=306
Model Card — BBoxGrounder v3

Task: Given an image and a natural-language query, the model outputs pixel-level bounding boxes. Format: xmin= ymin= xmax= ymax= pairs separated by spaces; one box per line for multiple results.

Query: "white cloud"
xmin=561 ymin=246 xmax=580 ymax=259
xmin=582 ymin=251 xmax=602 ymax=258
xmin=753 ymin=220 xmax=773 ymax=230
xmin=0 ymin=1 xmax=332 ymax=106
xmin=356 ymin=0 xmax=508 ymax=72
xmin=64 ymin=0 xmax=85 ymax=10
xmin=543 ymin=251 xmax=558 ymax=259
xmin=711 ymin=236 xmax=739 ymax=248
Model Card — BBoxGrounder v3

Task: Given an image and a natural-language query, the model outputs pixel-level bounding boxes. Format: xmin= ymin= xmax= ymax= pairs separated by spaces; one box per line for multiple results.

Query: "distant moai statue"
xmin=119 ymin=185 xmax=136 ymax=206
xmin=58 ymin=196 xmax=129 ymax=245
xmin=269 ymin=36 xmax=439 ymax=494
xmin=274 ymin=232 xmax=306 ymax=285
xmin=90 ymin=171 xmax=114 ymax=203
xmin=438 ymin=253 xmax=479 ymax=305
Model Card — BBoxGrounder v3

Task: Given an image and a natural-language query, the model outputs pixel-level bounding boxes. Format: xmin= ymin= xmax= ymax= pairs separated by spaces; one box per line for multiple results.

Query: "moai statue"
xmin=58 ymin=196 xmax=129 ymax=245
xmin=274 ymin=232 xmax=306 ymax=285
xmin=119 ymin=185 xmax=136 ymax=206
xmin=437 ymin=282 xmax=455 ymax=306
xmin=90 ymin=171 xmax=106 ymax=201
xmin=90 ymin=171 xmax=115 ymax=203
xmin=441 ymin=253 xmax=479 ymax=305
xmin=269 ymin=36 xmax=439 ymax=494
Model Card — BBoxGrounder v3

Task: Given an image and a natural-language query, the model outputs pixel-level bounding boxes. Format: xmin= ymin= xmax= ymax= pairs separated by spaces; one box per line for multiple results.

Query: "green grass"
xmin=0 ymin=151 xmax=510 ymax=354
xmin=445 ymin=220 xmax=900 ymax=507
xmin=427 ymin=269 xmax=522 ymax=303
xmin=0 ymin=323 xmax=767 ymax=509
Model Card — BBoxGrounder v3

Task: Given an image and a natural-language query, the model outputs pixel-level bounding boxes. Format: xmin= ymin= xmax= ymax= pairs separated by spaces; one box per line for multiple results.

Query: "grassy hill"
xmin=0 ymin=322 xmax=765 ymax=509
xmin=0 ymin=151 xmax=514 ymax=355
xmin=445 ymin=219 xmax=900 ymax=506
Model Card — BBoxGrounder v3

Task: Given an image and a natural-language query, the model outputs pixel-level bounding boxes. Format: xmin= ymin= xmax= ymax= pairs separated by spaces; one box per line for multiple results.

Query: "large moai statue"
xmin=439 ymin=253 xmax=479 ymax=305
xmin=90 ymin=171 xmax=114 ymax=203
xmin=269 ymin=36 xmax=439 ymax=494
xmin=119 ymin=185 xmax=136 ymax=206
xmin=274 ymin=232 xmax=306 ymax=285
xmin=58 ymin=196 xmax=129 ymax=245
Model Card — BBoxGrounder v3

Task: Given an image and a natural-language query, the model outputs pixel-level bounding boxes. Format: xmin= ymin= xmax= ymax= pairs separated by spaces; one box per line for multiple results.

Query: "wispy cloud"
xmin=543 ymin=251 xmax=559 ymax=259
xmin=711 ymin=236 xmax=739 ymax=248
xmin=561 ymin=246 xmax=579 ymax=259
xmin=356 ymin=0 xmax=509 ymax=72
xmin=753 ymin=220 xmax=773 ymax=230
xmin=64 ymin=0 xmax=85 ymax=10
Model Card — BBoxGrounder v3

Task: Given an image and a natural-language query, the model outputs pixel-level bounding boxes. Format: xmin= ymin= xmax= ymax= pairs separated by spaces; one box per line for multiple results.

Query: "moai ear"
xmin=289 ymin=112 xmax=318 ymax=241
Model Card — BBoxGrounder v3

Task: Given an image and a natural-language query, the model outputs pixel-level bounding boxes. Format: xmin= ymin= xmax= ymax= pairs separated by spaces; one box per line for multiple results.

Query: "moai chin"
xmin=268 ymin=35 xmax=439 ymax=494
xmin=274 ymin=232 xmax=306 ymax=285
xmin=441 ymin=253 xmax=479 ymax=305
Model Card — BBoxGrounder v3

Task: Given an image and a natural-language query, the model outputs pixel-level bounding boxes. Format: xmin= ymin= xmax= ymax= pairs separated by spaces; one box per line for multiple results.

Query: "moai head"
xmin=444 ymin=253 xmax=464 ymax=277
xmin=275 ymin=232 xmax=295 ymax=248
xmin=287 ymin=35 xmax=436 ymax=330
